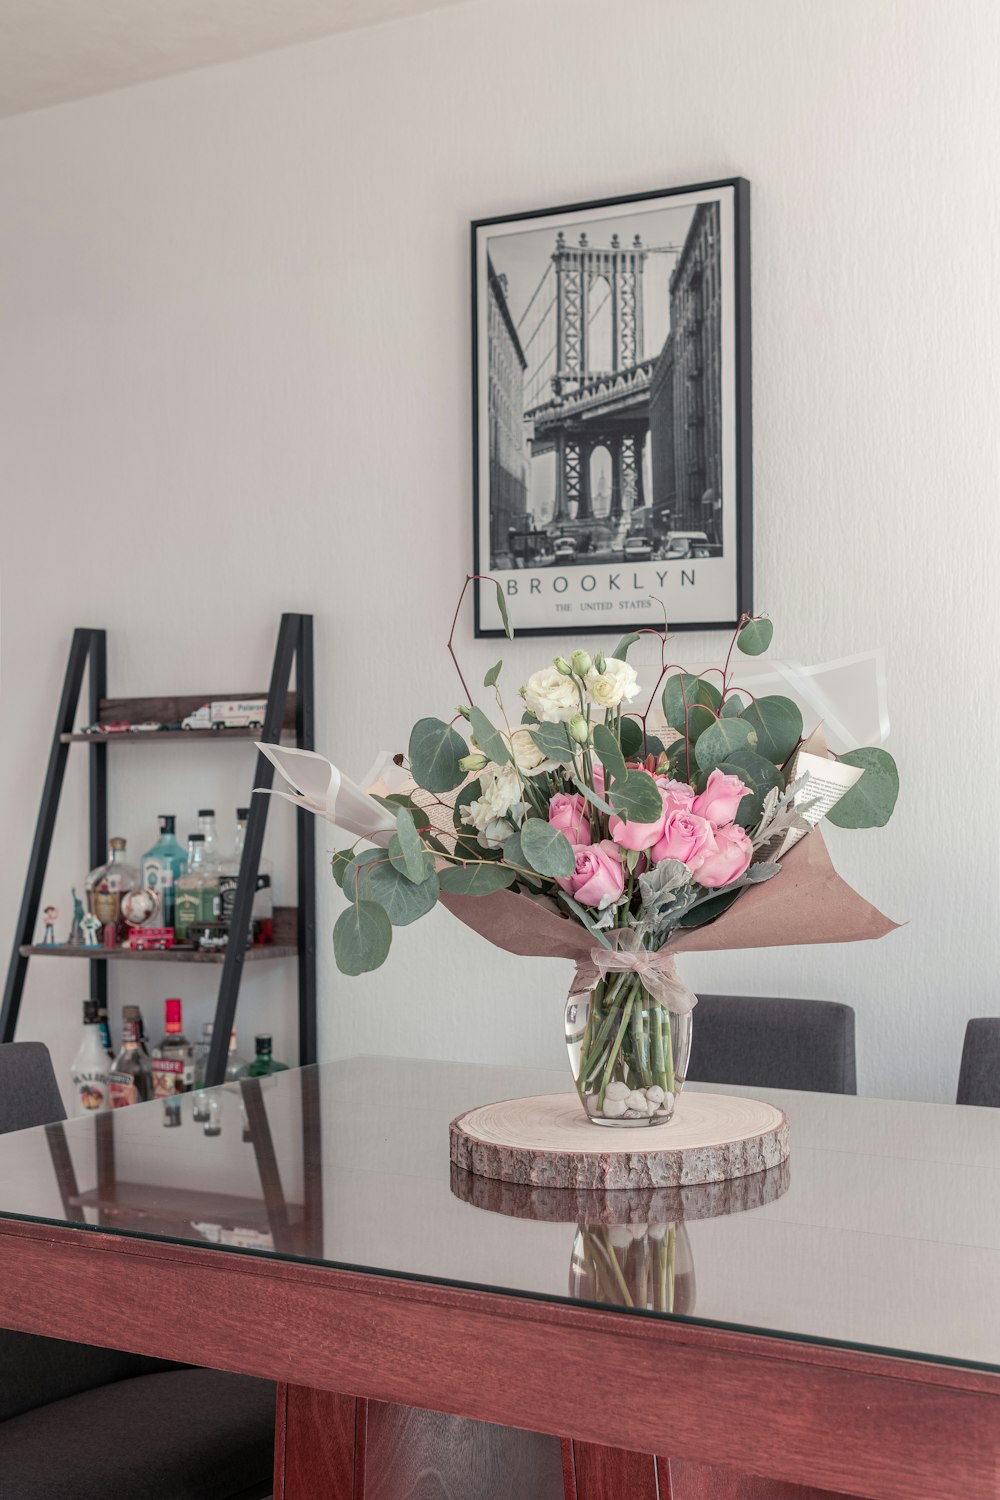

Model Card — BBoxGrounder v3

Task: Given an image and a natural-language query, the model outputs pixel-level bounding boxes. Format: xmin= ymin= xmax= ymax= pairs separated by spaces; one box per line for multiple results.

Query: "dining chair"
xmin=0 ymin=1041 xmax=275 ymax=1500
xmin=956 ymin=1019 xmax=1000 ymax=1107
xmin=687 ymin=994 xmax=858 ymax=1094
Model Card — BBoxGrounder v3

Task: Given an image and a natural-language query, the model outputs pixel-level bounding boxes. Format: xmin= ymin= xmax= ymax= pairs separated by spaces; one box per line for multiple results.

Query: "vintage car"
xmin=552 ymin=536 xmax=578 ymax=563
xmin=663 ymin=530 xmax=715 ymax=560
xmin=622 ymin=533 xmax=654 ymax=563
xmin=80 ymin=722 xmax=131 ymax=735
xmin=128 ymin=721 xmax=163 ymax=733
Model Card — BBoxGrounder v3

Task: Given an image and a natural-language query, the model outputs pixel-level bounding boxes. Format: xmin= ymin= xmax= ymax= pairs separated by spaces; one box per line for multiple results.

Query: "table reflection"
xmin=450 ymin=1161 xmax=790 ymax=1314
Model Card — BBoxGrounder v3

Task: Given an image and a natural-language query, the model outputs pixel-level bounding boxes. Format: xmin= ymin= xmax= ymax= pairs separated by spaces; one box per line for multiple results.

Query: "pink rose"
xmin=657 ymin=777 xmax=696 ymax=816
xmin=692 ymin=768 xmax=751 ymax=827
xmin=548 ymin=792 xmax=591 ymax=846
xmin=556 ymin=840 xmax=625 ymax=909
xmin=650 ymin=810 xmax=716 ymax=869
xmin=694 ymin=822 xmax=753 ymax=888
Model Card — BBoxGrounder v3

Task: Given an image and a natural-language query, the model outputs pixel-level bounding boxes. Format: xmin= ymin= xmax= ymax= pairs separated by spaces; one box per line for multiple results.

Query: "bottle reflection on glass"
xmin=569 ymin=1221 xmax=695 ymax=1314
xmin=203 ymin=1096 xmax=222 ymax=1137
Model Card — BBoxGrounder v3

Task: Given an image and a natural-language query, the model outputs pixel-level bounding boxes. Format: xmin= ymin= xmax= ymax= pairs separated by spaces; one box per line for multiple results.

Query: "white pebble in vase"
xmin=601 ymin=1097 xmax=627 ymax=1118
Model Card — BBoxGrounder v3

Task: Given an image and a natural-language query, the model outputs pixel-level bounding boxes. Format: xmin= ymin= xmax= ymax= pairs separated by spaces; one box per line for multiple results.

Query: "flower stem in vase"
xmin=597 ymin=995 xmax=635 ymax=1111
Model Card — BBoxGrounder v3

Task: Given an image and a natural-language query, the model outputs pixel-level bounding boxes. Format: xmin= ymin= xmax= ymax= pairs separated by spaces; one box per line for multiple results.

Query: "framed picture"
xmin=472 ymin=178 xmax=751 ymax=637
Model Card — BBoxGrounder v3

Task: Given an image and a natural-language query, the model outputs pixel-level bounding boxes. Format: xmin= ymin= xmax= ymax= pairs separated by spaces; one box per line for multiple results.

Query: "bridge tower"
xmin=549 ymin=231 xmax=648 ymax=523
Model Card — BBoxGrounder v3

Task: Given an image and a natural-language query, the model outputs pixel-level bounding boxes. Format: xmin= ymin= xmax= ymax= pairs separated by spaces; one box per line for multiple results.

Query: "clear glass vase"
xmin=565 ymin=978 xmax=692 ymax=1127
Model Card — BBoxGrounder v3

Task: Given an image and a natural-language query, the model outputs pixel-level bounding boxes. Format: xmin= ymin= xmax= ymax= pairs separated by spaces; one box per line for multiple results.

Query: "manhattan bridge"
xmin=515 ymin=230 xmax=680 ymax=526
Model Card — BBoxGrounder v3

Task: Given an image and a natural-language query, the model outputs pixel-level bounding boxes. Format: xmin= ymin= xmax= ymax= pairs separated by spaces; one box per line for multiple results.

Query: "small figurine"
xmin=66 ymin=889 xmax=84 ymax=946
xmin=41 ymin=906 xmax=58 ymax=945
xmin=79 ymin=913 xmax=102 ymax=948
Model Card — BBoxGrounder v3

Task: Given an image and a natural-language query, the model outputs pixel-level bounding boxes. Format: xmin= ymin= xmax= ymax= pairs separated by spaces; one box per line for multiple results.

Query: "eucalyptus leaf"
xmin=740 ymin=695 xmax=803 ymax=766
xmin=387 ymin=832 xmax=436 ymax=885
xmin=495 ymin=582 xmax=514 ymax=640
xmin=592 ymin=722 xmax=627 ymax=783
xmin=392 ymin=806 xmax=432 ymax=883
xmin=469 ymin=706 xmax=511 ymax=767
xmin=557 ymin=890 xmax=613 ymax=948
xmin=618 ymin=716 xmax=644 ymax=757
xmin=333 ymin=899 xmax=392 ymax=975
xmin=716 ymin=750 xmax=783 ymax=827
xmin=694 ymin=717 xmax=756 ymax=773
xmin=685 ymin=703 xmax=717 ymax=743
xmin=331 ymin=848 xmax=355 ymax=889
xmin=408 ymin=717 xmax=468 ymax=793
xmin=720 ymin=693 xmax=747 ymax=718
xmin=737 ymin=616 xmax=773 ymax=655
xmin=344 ymin=849 xmax=439 ymax=926
xmin=572 ymin=776 xmax=615 ymax=818
xmin=483 ymin=660 xmax=502 ymax=689
xmin=499 ymin=830 xmax=542 ymax=889
xmin=519 ymin=817 xmax=576 ymax=877
xmin=438 ymin=861 xmax=517 ymax=896
xmin=662 ymin=672 xmax=722 ymax=733
xmin=529 ymin=721 xmax=576 ymax=764
xmin=608 ymin=769 xmax=663 ymax=824
xmin=825 ymin=748 xmax=899 ymax=828
xmin=613 ymin=631 xmax=641 ymax=661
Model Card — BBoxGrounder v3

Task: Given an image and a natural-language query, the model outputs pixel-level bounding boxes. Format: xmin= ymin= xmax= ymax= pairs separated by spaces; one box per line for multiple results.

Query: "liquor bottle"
xmin=219 ymin=808 xmax=274 ymax=944
xmin=225 ymin=1030 xmax=251 ymax=1082
xmin=174 ymin=835 xmax=220 ymax=942
xmin=244 ymin=1034 xmax=289 ymax=1077
xmin=97 ymin=1004 xmax=114 ymax=1059
xmin=109 ymin=1010 xmax=153 ymax=1107
xmin=151 ymin=999 xmax=195 ymax=1109
xmin=198 ymin=809 xmax=221 ymax=871
xmin=141 ymin=815 xmax=187 ymax=929
xmin=85 ymin=837 xmax=138 ymax=942
xmin=71 ymin=1000 xmax=111 ymax=1114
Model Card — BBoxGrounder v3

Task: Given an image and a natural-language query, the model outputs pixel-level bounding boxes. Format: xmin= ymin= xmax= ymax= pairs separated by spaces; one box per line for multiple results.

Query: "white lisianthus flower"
xmin=459 ymin=764 xmax=525 ymax=850
xmin=522 ymin=667 xmax=580 ymax=723
xmin=502 ymin=726 xmax=559 ymax=776
xmin=585 ymin=657 xmax=640 ymax=711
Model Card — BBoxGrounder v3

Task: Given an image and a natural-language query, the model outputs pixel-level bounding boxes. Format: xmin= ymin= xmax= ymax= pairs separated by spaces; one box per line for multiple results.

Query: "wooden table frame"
xmin=1 ymin=1215 xmax=998 ymax=1499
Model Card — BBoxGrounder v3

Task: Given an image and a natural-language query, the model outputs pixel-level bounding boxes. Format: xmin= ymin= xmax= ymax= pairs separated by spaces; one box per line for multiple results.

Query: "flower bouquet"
xmin=258 ymin=580 xmax=899 ymax=1129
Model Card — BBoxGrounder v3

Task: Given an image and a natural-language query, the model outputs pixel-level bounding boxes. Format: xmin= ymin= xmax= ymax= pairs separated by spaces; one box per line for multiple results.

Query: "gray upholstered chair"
xmin=0 ymin=1042 xmax=275 ymax=1500
xmin=687 ymin=994 xmax=857 ymax=1095
xmin=956 ymin=1019 xmax=1000 ymax=1107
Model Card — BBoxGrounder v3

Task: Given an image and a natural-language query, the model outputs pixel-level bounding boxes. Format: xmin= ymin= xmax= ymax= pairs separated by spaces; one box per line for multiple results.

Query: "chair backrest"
xmin=0 ymin=1041 xmax=67 ymax=1134
xmin=957 ymin=1019 xmax=1000 ymax=1107
xmin=687 ymin=994 xmax=857 ymax=1095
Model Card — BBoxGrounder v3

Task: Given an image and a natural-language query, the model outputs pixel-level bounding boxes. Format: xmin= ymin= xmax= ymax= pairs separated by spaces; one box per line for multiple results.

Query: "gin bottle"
xmin=244 ymin=1034 xmax=289 ymax=1077
xmin=175 ymin=835 xmax=219 ymax=941
xmin=141 ymin=815 xmax=187 ymax=929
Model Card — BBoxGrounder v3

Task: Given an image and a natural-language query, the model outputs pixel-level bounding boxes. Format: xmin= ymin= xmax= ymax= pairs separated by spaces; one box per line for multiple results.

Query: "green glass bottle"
xmin=244 ymin=1034 xmax=289 ymax=1077
xmin=141 ymin=815 xmax=187 ymax=929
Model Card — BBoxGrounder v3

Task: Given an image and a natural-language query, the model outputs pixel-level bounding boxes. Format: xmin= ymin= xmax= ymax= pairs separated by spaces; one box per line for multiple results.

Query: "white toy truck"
xmin=181 ymin=698 xmax=268 ymax=731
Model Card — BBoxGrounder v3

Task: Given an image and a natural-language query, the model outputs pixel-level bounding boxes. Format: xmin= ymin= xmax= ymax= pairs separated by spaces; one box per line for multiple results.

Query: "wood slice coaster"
xmin=449 ymin=1091 xmax=789 ymax=1191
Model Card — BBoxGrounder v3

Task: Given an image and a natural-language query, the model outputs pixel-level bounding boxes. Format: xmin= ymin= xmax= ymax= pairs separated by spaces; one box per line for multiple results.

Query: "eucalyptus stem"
xmin=598 ymin=994 xmax=635 ymax=1110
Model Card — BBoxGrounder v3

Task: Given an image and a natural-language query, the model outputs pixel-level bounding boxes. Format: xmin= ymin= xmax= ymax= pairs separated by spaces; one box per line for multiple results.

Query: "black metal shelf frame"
xmin=1 ymin=614 xmax=317 ymax=1088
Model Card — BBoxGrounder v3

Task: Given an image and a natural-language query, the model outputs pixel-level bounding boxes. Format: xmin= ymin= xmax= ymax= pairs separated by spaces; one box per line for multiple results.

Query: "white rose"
xmin=502 ymin=726 xmax=559 ymax=776
xmin=522 ymin=667 xmax=580 ymax=723
xmin=585 ymin=658 xmax=640 ymax=711
xmin=459 ymin=764 xmax=525 ymax=850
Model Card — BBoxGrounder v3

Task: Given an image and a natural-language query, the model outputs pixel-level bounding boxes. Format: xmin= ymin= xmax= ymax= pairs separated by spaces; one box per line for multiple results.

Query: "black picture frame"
xmin=472 ymin=178 xmax=752 ymax=638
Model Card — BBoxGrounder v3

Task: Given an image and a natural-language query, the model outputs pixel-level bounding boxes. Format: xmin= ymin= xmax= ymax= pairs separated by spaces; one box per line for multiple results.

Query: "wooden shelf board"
xmin=60 ymin=729 xmax=292 ymax=743
xmin=20 ymin=943 xmax=296 ymax=964
xmin=69 ymin=1180 xmax=304 ymax=1228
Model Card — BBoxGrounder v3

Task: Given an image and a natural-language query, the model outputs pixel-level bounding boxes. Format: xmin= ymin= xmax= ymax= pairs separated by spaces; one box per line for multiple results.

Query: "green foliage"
xmin=685 ymin=703 xmax=717 ymax=743
xmin=662 ymin=673 xmax=722 ymax=733
xmin=678 ymin=886 xmax=743 ymax=928
xmin=390 ymin=806 xmax=433 ymax=883
xmin=342 ymin=849 xmax=439 ymax=925
xmin=529 ymin=721 xmax=576 ymax=764
xmin=612 ymin=631 xmax=641 ymax=661
xmin=498 ymin=830 xmax=542 ymax=890
xmin=618 ymin=716 xmax=644 ymax=758
xmin=468 ymin=706 xmax=511 ymax=767
xmin=825 ymin=748 xmax=899 ymax=828
xmin=572 ymin=775 xmax=615 ymax=817
xmin=591 ymin=722 xmax=627 ymax=783
xmin=694 ymin=717 xmax=756 ymax=773
xmin=720 ymin=693 xmax=746 ymax=718
xmin=716 ymin=750 xmax=783 ymax=826
xmin=736 ymin=616 xmax=773 ymax=655
xmin=331 ymin=848 xmax=354 ymax=889
xmin=333 ymin=900 xmax=392 ymax=975
xmin=408 ymin=717 xmax=468 ymax=793
xmin=608 ymin=769 xmax=663 ymax=824
xmin=483 ymin=660 xmax=502 ymax=688
xmin=439 ymin=861 xmax=517 ymax=896
xmin=495 ymin=582 xmax=514 ymax=640
xmin=518 ymin=817 xmax=576 ymax=877
xmin=740 ymin=696 xmax=802 ymax=766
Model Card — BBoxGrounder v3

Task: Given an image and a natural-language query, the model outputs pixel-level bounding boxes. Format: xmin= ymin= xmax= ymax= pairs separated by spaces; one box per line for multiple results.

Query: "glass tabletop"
xmin=1 ymin=1056 xmax=999 ymax=1373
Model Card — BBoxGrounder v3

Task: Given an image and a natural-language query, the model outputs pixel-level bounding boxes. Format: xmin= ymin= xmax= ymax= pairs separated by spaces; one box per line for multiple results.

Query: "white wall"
xmin=1 ymin=0 xmax=998 ymax=1105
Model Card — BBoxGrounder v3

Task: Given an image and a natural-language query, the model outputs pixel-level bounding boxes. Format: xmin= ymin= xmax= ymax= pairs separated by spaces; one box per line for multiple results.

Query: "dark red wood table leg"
xmin=275 ymin=1383 xmax=362 ymax=1500
xmin=562 ymin=1441 xmax=854 ymax=1500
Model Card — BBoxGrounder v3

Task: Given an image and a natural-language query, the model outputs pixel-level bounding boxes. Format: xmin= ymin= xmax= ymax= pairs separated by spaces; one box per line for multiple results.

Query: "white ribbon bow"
xmin=574 ymin=929 xmax=698 ymax=1015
